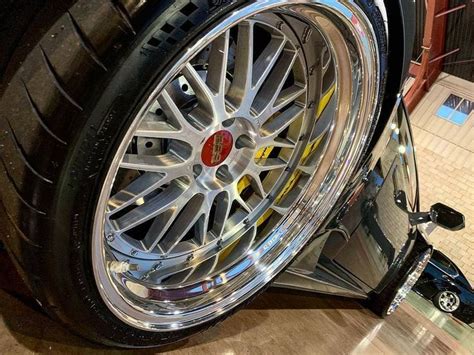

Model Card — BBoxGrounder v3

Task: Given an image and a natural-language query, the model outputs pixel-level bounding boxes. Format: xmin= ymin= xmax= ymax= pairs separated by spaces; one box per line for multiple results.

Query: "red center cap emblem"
xmin=201 ymin=130 xmax=233 ymax=167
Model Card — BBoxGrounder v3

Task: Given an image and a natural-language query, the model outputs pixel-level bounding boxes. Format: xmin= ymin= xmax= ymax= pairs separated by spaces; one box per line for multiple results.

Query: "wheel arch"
xmin=431 ymin=282 xmax=462 ymax=301
xmin=368 ymin=0 xmax=415 ymax=150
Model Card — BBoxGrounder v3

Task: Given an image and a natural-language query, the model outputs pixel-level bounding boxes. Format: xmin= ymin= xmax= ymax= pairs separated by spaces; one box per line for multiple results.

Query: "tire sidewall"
xmin=41 ymin=0 xmax=388 ymax=347
xmin=47 ymin=0 xmax=246 ymax=347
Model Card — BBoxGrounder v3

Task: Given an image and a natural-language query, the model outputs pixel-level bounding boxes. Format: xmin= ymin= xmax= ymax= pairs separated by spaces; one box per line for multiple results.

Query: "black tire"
xmin=0 ymin=0 xmax=388 ymax=348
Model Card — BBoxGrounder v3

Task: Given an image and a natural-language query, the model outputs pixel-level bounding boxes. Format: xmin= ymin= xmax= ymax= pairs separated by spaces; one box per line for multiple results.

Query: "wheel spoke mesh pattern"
xmin=104 ymin=16 xmax=338 ymax=286
xmin=91 ymin=1 xmax=379 ymax=331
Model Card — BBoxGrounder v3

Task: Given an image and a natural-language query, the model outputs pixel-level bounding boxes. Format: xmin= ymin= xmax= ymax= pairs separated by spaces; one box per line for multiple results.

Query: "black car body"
xmin=414 ymin=250 xmax=474 ymax=325
xmin=275 ymin=97 xmax=431 ymax=299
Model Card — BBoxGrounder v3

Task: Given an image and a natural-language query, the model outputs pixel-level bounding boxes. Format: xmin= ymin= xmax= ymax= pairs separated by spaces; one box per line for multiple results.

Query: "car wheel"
xmin=0 ymin=0 xmax=385 ymax=347
xmin=434 ymin=291 xmax=461 ymax=313
xmin=367 ymin=248 xmax=432 ymax=317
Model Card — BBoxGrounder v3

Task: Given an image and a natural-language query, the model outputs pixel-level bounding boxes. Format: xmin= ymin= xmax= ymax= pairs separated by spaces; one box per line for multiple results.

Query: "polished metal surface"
xmin=2 ymin=252 xmax=473 ymax=354
xmin=386 ymin=248 xmax=432 ymax=315
xmin=92 ymin=1 xmax=380 ymax=331
xmin=437 ymin=291 xmax=461 ymax=313
xmin=275 ymin=97 xmax=424 ymax=297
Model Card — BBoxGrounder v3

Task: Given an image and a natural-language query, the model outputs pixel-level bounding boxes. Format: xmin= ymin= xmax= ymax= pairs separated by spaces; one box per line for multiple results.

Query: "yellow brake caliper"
xmin=240 ymin=84 xmax=336 ymax=228
xmin=221 ymin=85 xmax=334 ymax=262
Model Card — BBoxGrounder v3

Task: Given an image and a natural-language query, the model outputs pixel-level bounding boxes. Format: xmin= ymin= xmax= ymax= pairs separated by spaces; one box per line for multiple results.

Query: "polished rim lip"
xmin=92 ymin=0 xmax=380 ymax=331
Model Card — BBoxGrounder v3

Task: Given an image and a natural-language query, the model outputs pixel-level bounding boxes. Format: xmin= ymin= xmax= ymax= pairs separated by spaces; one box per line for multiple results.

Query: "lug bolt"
xmin=235 ymin=135 xmax=256 ymax=149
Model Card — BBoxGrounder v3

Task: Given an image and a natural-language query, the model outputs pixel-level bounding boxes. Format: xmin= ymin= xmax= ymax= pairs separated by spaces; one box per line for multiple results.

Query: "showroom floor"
xmin=1 ymin=74 xmax=473 ymax=354
xmin=0 ymin=255 xmax=472 ymax=354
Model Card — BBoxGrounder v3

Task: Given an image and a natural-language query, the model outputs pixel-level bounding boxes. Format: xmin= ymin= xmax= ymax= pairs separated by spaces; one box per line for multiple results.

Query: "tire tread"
xmin=66 ymin=11 xmax=108 ymax=72
xmin=0 ymin=0 xmax=392 ymax=348
xmin=39 ymin=46 xmax=84 ymax=111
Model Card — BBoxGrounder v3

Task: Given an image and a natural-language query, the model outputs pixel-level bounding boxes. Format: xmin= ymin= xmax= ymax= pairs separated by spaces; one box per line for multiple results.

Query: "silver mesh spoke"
xmin=182 ymin=63 xmax=217 ymax=117
xmin=206 ymin=30 xmax=230 ymax=96
xmin=227 ymin=22 xmax=254 ymax=109
xmin=100 ymin=10 xmax=357 ymax=291
xmin=107 ymin=172 xmax=167 ymax=215
xmin=251 ymin=35 xmax=286 ymax=91
xmin=120 ymin=154 xmax=191 ymax=174
xmin=91 ymin=2 xmax=380 ymax=330
xmin=254 ymin=158 xmax=288 ymax=172
xmin=260 ymin=104 xmax=304 ymax=139
xmin=251 ymin=48 xmax=300 ymax=116
xmin=110 ymin=181 xmax=189 ymax=233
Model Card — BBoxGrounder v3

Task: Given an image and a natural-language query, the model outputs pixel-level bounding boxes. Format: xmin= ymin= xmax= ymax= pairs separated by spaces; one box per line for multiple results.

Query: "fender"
xmin=390 ymin=0 xmax=416 ymax=90
xmin=368 ymin=0 xmax=415 ymax=149
xmin=274 ymin=98 xmax=430 ymax=297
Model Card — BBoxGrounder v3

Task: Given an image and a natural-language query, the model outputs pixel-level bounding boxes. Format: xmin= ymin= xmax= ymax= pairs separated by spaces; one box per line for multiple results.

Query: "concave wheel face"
xmin=438 ymin=291 xmax=460 ymax=312
xmin=92 ymin=1 xmax=379 ymax=331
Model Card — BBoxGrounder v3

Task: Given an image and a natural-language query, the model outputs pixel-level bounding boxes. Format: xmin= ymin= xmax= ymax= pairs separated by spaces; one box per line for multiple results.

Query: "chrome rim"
xmin=386 ymin=250 xmax=432 ymax=316
xmin=92 ymin=1 xmax=380 ymax=331
xmin=438 ymin=291 xmax=460 ymax=312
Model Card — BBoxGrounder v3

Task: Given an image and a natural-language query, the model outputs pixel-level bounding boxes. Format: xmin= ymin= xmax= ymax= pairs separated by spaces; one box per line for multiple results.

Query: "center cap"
xmin=201 ymin=130 xmax=233 ymax=167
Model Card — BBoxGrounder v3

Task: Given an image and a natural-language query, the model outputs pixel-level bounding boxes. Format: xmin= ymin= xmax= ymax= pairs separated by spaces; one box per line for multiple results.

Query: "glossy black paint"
xmin=397 ymin=0 xmax=416 ymax=88
xmin=368 ymin=0 xmax=416 ymax=151
xmin=395 ymin=191 xmax=465 ymax=231
xmin=289 ymin=98 xmax=431 ymax=297
xmin=429 ymin=203 xmax=466 ymax=231
xmin=414 ymin=250 xmax=474 ymax=325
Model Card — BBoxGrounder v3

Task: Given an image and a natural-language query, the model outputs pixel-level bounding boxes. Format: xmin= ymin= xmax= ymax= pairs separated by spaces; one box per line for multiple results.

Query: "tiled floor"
xmin=410 ymin=73 xmax=474 ymax=283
